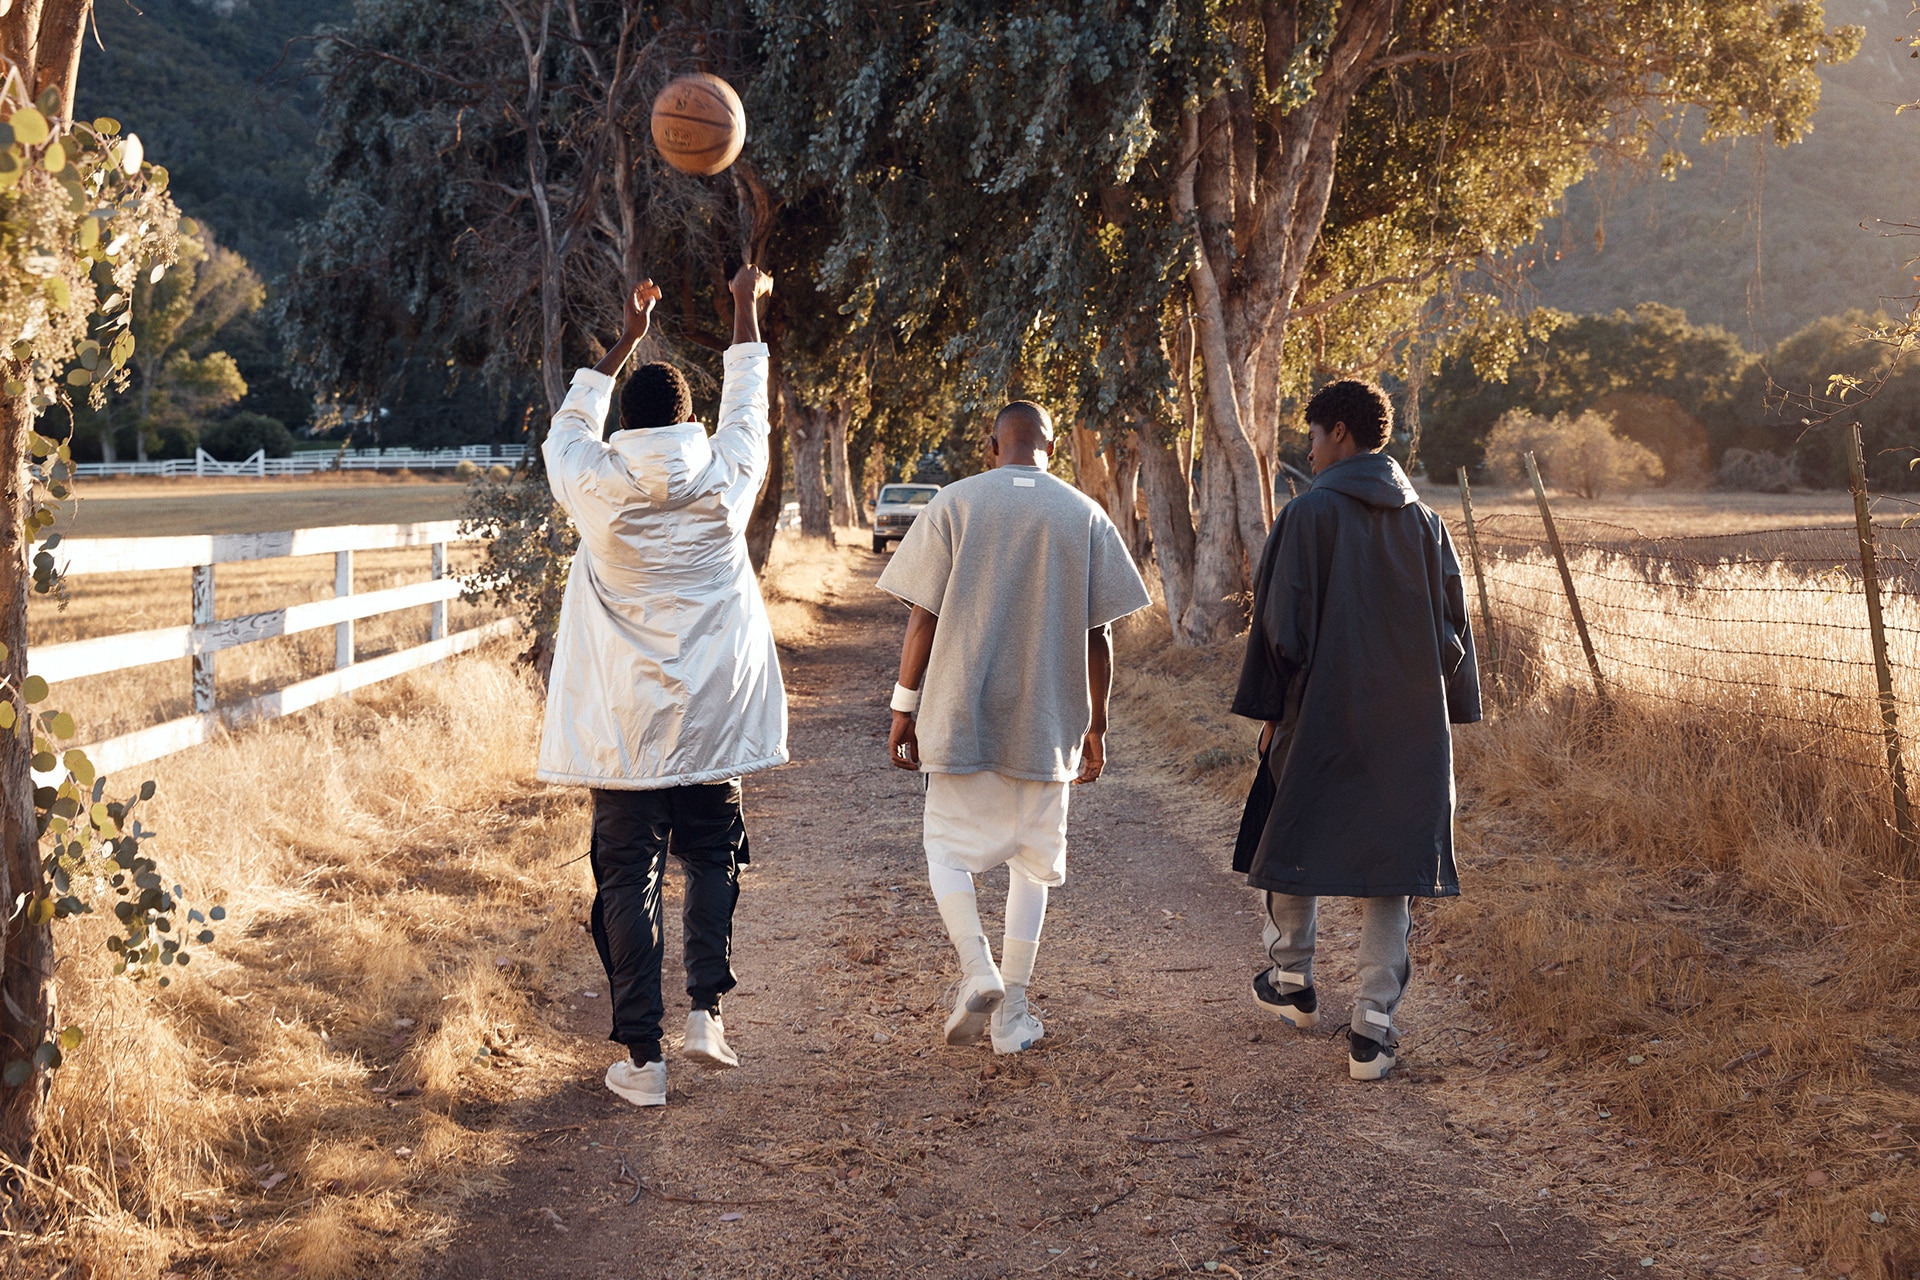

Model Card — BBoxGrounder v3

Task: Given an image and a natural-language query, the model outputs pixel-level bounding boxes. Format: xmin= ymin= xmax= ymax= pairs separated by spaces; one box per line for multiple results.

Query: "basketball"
xmin=650 ymin=73 xmax=746 ymax=176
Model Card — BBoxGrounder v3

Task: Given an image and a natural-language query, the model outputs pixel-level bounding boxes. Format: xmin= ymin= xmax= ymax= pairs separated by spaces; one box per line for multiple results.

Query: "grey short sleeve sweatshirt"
xmin=876 ymin=466 xmax=1152 ymax=781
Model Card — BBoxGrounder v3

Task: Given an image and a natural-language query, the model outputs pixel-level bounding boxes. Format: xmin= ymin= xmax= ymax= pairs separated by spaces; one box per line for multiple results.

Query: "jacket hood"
xmin=1310 ymin=451 xmax=1418 ymax=509
xmin=609 ymin=421 xmax=712 ymax=505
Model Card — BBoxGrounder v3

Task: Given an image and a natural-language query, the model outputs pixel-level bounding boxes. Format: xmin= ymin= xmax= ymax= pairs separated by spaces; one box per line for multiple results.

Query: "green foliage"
xmin=1422 ymin=304 xmax=1755 ymax=480
xmin=458 ymin=468 xmax=577 ymax=675
xmin=0 ymin=83 xmax=221 ymax=1095
xmin=1428 ymin=302 xmax=1920 ymax=490
xmin=1484 ymin=409 xmax=1665 ymax=498
xmin=1740 ymin=310 xmax=1920 ymax=488
xmin=199 ymin=410 xmax=293 ymax=460
xmin=754 ymin=0 xmax=1855 ymax=450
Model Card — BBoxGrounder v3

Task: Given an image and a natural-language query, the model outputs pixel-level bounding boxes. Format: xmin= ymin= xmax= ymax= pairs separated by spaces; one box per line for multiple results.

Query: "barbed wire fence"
xmin=1450 ymin=425 xmax=1920 ymax=877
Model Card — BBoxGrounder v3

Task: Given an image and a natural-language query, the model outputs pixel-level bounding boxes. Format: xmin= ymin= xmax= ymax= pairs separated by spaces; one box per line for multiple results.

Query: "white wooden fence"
xmin=28 ymin=521 xmax=514 ymax=782
xmin=73 ymin=444 xmax=528 ymax=480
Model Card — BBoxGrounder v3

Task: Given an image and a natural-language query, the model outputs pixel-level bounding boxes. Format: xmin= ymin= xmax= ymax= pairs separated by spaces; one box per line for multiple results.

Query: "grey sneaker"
xmin=942 ymin=971 xmax=1006 ymax=1046
xmin=990 ymin=985 xmax=1044 ymax=1054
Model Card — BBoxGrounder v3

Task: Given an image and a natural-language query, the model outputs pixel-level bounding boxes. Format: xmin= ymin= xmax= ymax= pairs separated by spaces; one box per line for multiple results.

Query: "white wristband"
xmin=890 ymin=683 xmax=922 ymax=714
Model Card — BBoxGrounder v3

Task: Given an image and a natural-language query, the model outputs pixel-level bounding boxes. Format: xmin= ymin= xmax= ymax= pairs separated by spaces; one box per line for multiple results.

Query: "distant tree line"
xmin=1419 ymin=302 xmax=1920 ymax=491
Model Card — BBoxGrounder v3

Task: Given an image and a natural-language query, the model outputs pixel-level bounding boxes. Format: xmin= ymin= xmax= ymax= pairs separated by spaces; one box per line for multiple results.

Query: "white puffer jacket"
xmin=536 ymin=343 xmax=788 ymax=789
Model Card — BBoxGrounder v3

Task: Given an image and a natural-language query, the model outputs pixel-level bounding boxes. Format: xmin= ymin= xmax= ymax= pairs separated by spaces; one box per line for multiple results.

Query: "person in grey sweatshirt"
xmin=1231 ymin=379 xmax=1481 ymax=1081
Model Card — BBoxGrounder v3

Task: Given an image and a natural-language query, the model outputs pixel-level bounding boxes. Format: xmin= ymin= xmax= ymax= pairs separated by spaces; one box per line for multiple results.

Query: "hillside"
xmin=1525 ymin=0 xmax=1920 ymax=347
xmin=77 ymin=0 xmax=351 ymax=278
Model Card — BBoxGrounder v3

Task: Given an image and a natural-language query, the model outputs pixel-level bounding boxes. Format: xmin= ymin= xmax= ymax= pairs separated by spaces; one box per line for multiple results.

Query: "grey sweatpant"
xmin=1261 ymin=893 xmax=1411 ymax=1048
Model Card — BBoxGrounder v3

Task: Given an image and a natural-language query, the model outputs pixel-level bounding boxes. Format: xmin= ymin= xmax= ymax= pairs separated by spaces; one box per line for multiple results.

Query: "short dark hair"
xmin=993 ymin=400 xmax=1054 ymax=440
xmin=619 ymin=362 xmax=693 ymax=433
xmin=1304 ymin=379 xmax=1392 ymax=451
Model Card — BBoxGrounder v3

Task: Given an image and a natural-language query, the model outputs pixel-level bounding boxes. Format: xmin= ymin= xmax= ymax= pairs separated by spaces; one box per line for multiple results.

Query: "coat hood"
xmin=1310 ymin=451 xmax=1419 ymax=509
xmin=609 ymin=422 xmax=712 ymax=506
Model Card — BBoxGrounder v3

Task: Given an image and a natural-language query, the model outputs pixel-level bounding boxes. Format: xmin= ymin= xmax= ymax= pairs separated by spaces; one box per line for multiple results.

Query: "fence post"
xmin=335 ymin=550 xmax=354 ymax=669
xmin=1456 ymin=467 xmax=1496 ymax=668
xmin=430 ymin=542 xmax=447 ymax=642
xmin=191 ymin=565 xmax=215 ymax=714
xmin=1523 ymin=451 xmax=1606 ymax=702
xmin=1846 ymin=423 xmax=1917 ymax=872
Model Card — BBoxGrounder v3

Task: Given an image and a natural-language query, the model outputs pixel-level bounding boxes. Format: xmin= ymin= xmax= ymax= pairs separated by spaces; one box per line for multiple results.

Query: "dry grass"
xmin=1411 ymin=480 xmax=1861 ymax=536
xmin=0 ymin=528 xmax=861 ymax=1279
xmin=1113 ymin=536 xmax=1920 ymax=1279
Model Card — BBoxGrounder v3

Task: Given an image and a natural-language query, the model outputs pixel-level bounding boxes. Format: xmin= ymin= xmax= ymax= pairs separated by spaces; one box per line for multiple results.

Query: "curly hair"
xmin=618 ymin=362 xmax=693 ymax=434
xmin=1304 ymin=379 xmax=1393 ymax=451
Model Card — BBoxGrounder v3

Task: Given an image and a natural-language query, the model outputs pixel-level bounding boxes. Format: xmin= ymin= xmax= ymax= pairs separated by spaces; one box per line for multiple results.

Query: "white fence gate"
xmin=28 ymin=521 xmax=514 ymax=782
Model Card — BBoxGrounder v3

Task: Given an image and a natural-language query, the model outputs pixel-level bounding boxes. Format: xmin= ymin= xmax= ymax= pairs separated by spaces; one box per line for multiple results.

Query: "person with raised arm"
xmin=538 ymin=265 xmax=784 ymax=1108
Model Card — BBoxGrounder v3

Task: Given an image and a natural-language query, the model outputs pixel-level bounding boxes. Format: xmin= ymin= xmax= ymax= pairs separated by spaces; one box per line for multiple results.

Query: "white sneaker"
xmin=682 ymin=1010 xmax=739 ymax=1069
xmin=942 ymin=971 xmax=1006 ymax=1046
xmin=990 ymin=986 xmax=1044 ymax=1055
xmin=605 ymin=1057 xmax=666 ymax=1107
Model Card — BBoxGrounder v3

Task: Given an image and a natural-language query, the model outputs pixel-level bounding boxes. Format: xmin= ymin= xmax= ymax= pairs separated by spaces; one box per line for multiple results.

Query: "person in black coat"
xmin=1231 ymin=379 xmax=1481 ymax=1081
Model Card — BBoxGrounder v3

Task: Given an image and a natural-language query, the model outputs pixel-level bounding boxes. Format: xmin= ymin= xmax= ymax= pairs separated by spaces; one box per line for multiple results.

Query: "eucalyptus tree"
xmin=0 ymin=0 xmax=199 ymax=1162
xmin=757 ymin=0 xmax=1858 ymax=644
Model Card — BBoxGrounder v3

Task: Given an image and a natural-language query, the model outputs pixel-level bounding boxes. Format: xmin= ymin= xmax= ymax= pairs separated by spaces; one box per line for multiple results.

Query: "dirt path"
xmin=428 ymin=558 xmax=1636 ymax=1280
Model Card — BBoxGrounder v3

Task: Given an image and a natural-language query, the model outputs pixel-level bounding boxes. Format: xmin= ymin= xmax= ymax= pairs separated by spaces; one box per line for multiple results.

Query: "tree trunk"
xmin=826 ymin=404 xmax=857 ymax=528
xmin=1109 ymin=431 xmax=1145 ymax=565
xmin=745 ymin=361 xmax=788 ymax=573
xmin=782 ymin=387 xmax=832 ymax=540
xmin=0 ymin=0 xmax=92 ymax=1164
xmin=0 ymin=395 xmax=53 ymax=1164
xmin=1174 ymin=108 xmax=1270 ymax=628
xmin=1135 ymin=426 xmax=1200 ymax=643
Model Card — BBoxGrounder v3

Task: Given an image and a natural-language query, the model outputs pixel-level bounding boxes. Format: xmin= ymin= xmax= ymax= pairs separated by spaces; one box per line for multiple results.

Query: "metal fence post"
xmin=1846 ymin=423 xmax=1917 ymax=873
xmin=430 ymin=542 xmax=447 ymax=642
xmin=335 ymin=550 xmax=354 ymax=669
xmin=191 ymin=565 xmax=215 ymax=713
xmin=1524 ymin=451 xmax=1606 ymax=702
xmin=1456 ymin=467 xmax=1497 ymax=670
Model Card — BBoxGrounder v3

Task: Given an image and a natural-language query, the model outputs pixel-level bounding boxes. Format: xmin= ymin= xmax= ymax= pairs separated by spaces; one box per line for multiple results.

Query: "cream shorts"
xmin=923 ymin=770 xmax=1071 ymax=887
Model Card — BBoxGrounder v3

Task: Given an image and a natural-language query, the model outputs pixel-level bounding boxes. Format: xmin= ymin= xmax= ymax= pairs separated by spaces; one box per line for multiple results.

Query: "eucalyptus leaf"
xmin=9 ymin=107 xmax=48 ymax=146
xmin=22 ymin=675 xmax=48 ymax=704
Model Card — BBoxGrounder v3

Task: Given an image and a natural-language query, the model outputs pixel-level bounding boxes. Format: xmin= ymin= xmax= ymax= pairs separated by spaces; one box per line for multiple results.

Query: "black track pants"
xmin=587 ymin=782 xmax=747 ymax=1059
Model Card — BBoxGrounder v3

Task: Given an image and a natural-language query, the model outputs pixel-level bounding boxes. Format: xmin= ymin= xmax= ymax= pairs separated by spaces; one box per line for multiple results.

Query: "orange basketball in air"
xmin=650 ymin=73 xmax=746 ymax=176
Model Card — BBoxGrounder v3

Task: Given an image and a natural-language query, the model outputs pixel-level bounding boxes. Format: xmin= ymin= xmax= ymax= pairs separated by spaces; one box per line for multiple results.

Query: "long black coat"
xmin=1230 ymin=452 xmax=1481 ymax=898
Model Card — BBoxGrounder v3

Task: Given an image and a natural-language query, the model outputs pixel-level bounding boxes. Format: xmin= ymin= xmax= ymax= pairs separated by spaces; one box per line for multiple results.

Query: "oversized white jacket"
xmin=535 ymin=343 xmax=788 ymax=789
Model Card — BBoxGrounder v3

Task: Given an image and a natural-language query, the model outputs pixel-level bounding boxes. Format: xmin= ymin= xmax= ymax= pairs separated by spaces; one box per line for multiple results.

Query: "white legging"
xmin=927 ymin=861 xmax=1048 ymax=943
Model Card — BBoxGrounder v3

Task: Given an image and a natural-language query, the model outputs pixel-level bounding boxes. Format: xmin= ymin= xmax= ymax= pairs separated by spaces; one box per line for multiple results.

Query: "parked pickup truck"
xmin=870 ymin=483 xmax=941 ymax=553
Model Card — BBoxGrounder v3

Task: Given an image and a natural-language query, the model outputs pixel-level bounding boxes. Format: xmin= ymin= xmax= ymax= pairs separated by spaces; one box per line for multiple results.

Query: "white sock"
xmin=928 ymin=860 xmax=999 ymax=980
xmin=1001 ymin=871 xmax=1048 ymax=987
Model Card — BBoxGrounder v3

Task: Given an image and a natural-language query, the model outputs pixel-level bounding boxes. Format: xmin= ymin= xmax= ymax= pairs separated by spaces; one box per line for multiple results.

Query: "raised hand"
xmin=624 ymin=278 xmax=662 ymax=339
xmin=730 ymin=264 xmax=772 ymax=344
xmin=730 ymin=263 xmax=773 ymax=300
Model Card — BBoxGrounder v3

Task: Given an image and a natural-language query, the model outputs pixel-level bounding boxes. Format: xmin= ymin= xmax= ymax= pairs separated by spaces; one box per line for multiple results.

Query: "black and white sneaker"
xmin=1251 ymin=968 xmax=1319 ymax=1030
xmin=1346 ymin=1028 xmax=1396 ymax=1081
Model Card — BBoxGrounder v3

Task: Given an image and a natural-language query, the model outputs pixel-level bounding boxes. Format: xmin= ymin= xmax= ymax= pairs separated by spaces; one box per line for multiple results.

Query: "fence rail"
xmin=30 ymin=520 xmax=512 ymax=782
xmin=72 ymin=444 xmax=527 ymax=480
